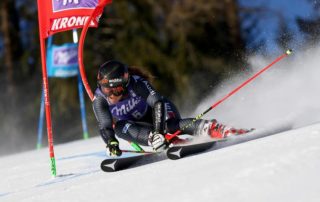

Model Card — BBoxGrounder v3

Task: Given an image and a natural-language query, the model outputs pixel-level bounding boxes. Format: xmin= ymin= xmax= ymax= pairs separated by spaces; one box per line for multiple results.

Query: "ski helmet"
xmin=97 ymin=60 xmax=129 ymax=88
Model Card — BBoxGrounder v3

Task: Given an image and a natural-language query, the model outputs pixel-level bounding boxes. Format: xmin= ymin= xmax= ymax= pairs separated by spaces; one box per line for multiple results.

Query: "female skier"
xmin=93 ymin=60 xmax=251 ymax=156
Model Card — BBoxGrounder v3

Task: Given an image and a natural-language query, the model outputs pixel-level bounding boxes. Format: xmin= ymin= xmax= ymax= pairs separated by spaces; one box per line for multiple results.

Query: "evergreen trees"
xmin=90 ymin=0 xmax=245 ymax=107
xmin=0 ymin=0 xmax=317 ymax=155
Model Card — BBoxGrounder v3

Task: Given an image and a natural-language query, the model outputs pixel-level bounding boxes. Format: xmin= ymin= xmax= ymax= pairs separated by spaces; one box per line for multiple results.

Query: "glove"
xmin=148 ymin=132 xmax=168 ymax=152
xmin=106 ymin=139 xmax=122 ymax=156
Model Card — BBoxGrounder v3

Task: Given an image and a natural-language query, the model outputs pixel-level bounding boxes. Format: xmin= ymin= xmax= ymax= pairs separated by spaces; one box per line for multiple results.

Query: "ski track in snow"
xmin=1 ymin=122 xmax=320 ymax=202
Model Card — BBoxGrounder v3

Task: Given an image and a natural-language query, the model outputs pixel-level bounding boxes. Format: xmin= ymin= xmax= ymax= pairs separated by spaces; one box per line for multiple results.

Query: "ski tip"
xmin=286 ymin=49 xmax=293 ymax=55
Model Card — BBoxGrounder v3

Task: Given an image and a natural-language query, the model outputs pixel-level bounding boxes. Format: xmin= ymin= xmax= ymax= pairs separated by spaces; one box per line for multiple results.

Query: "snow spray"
xmin=194 ymin=46 xmax=320 ymax=129
xmin=165 ymin=50 xmax=293 ymax=141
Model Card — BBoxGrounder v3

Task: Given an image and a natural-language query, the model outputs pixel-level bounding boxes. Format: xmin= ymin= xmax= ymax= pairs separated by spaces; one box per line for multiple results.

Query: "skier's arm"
xmin=92 ymin=95 xmax=117 ymax=144
xmin=93 ymin=95 xmax=122 ymax=156
xmin=133 ymin=77 xmax=166 ymax=134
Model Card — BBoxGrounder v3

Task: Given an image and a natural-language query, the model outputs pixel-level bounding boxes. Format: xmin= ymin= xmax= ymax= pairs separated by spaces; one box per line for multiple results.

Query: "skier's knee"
xmin=114 ymin=120 xmax=132 ymax=138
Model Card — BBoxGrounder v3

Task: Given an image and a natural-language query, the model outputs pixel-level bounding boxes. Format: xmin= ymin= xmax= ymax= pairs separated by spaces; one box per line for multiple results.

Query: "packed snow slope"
xmin=1 ymin=122 xmax=320 ymax=202
xmin=2 ymin=47 xmax=320 ymax=202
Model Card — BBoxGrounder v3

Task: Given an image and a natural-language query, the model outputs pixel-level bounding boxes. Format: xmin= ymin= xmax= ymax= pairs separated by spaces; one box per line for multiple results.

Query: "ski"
xmin=166 ymin=122 xmax=294 ymax=160
xmin=100 ymin=152 xmax=157 ymax=172
xmin=101 ymin=139 xmax=229 ymax=171
xmin=166 ymin=139 xmax=225 ymax=160
xmin=101 ymin=123 xmax=293 ymax=171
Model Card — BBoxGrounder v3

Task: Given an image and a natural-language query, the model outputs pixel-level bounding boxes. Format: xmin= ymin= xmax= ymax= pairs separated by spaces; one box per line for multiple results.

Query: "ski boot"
xmin=208 ymin=119 xmax=254 ymax=139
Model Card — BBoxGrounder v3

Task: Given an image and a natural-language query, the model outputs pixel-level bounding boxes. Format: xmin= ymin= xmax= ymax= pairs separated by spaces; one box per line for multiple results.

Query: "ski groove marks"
xmin=0 ymin=192 xmax=11 ymax=198
xmin=36 ymin=171 xmax=100 ymax=187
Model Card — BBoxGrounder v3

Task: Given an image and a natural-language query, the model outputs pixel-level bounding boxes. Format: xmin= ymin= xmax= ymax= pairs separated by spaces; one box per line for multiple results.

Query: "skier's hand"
xmin=107 ymin=139 xmax=122 ymax=156
xmin=148 ymin=132 xmax=168 ymax=152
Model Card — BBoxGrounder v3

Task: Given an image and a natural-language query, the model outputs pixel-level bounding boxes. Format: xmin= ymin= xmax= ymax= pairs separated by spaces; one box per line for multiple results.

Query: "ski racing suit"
xmin=93 ymin=75 xmax=210 ymax=146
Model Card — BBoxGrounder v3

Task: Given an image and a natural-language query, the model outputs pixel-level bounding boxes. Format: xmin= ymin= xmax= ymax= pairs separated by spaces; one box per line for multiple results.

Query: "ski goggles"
xmin=101 ymin=85 xmax=126 ymax=96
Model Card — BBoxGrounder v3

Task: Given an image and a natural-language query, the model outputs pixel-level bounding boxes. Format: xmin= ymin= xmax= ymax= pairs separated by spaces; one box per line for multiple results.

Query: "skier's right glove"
xmin=106 ymin=139 xmax=122 ymax=157
xmin=148 ymin=132 xmax=168 ymax=152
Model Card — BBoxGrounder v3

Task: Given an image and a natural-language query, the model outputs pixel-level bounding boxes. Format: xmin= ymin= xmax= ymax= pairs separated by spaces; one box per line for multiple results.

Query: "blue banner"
xmin=47 ymin=43 xmax=79 ymax=78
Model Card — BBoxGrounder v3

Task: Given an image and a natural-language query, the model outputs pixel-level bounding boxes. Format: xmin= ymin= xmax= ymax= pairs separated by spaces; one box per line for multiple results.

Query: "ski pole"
xmin=165 ymin=49 xmax=293 ymax=141
xmin=130 ymin=142 xmax=144 ymax=152
xmin=121 ymin=150 xmax=156 ymax=154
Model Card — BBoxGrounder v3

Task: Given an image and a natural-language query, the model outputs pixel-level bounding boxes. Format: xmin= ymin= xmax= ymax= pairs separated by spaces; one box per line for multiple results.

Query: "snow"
xmin=2 ymin=47 xmax=320 ymax=201
xmin=1 ymin=122 xmax=320 ymax=202
xmin=193 ymin=47 xmax=320 ymax=130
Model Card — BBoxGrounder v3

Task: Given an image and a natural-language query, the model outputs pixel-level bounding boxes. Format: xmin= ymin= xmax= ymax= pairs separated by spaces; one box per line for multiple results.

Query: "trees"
xmin=93 ymin=0 xmax=246 ymax=108
xmin=0 ymin=0 xmax=23 ymax=94
xmin=0 ymin=0 xmax=255 ymax=154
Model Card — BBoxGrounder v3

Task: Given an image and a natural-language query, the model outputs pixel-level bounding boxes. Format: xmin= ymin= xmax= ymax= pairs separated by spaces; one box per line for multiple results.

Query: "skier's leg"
xmin=114 ymin=99 xmax=181 ymax=147
xmin=114 ymin=120 xmax=152 ymax=146
xmin=167 ymin=118 xmax=253 ymax=139
xmin=163 ymin=98 xmax=181 ymax=120
xmin=162 ymin=99 xmax=208 ymax=136
xmin=166 ymin=118 xmax=207 ymax=135
xmin=207 ymin=119 xmax=254 ymax=138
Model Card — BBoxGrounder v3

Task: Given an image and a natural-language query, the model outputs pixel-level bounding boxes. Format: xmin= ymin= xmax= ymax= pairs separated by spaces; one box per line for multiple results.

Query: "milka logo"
xmin=53 ymin=46 xmax=78 ymax=66
xmin=111 ymin=97 xmax=141 ymax=116
xmin=58 ymin=0 xmax=79 ymax=6
xmin=53 ymin=0 xmax=98 ymax=12
xmin=122 ymin=123 xmax=132 ymax=134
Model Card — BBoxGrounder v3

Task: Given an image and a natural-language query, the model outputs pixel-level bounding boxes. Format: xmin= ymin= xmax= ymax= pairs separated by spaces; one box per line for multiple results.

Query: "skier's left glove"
xmin=148 ymin=132 xmax=168 ymax=152
xmin=106 ymin=139 xmax=122 ymax=157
